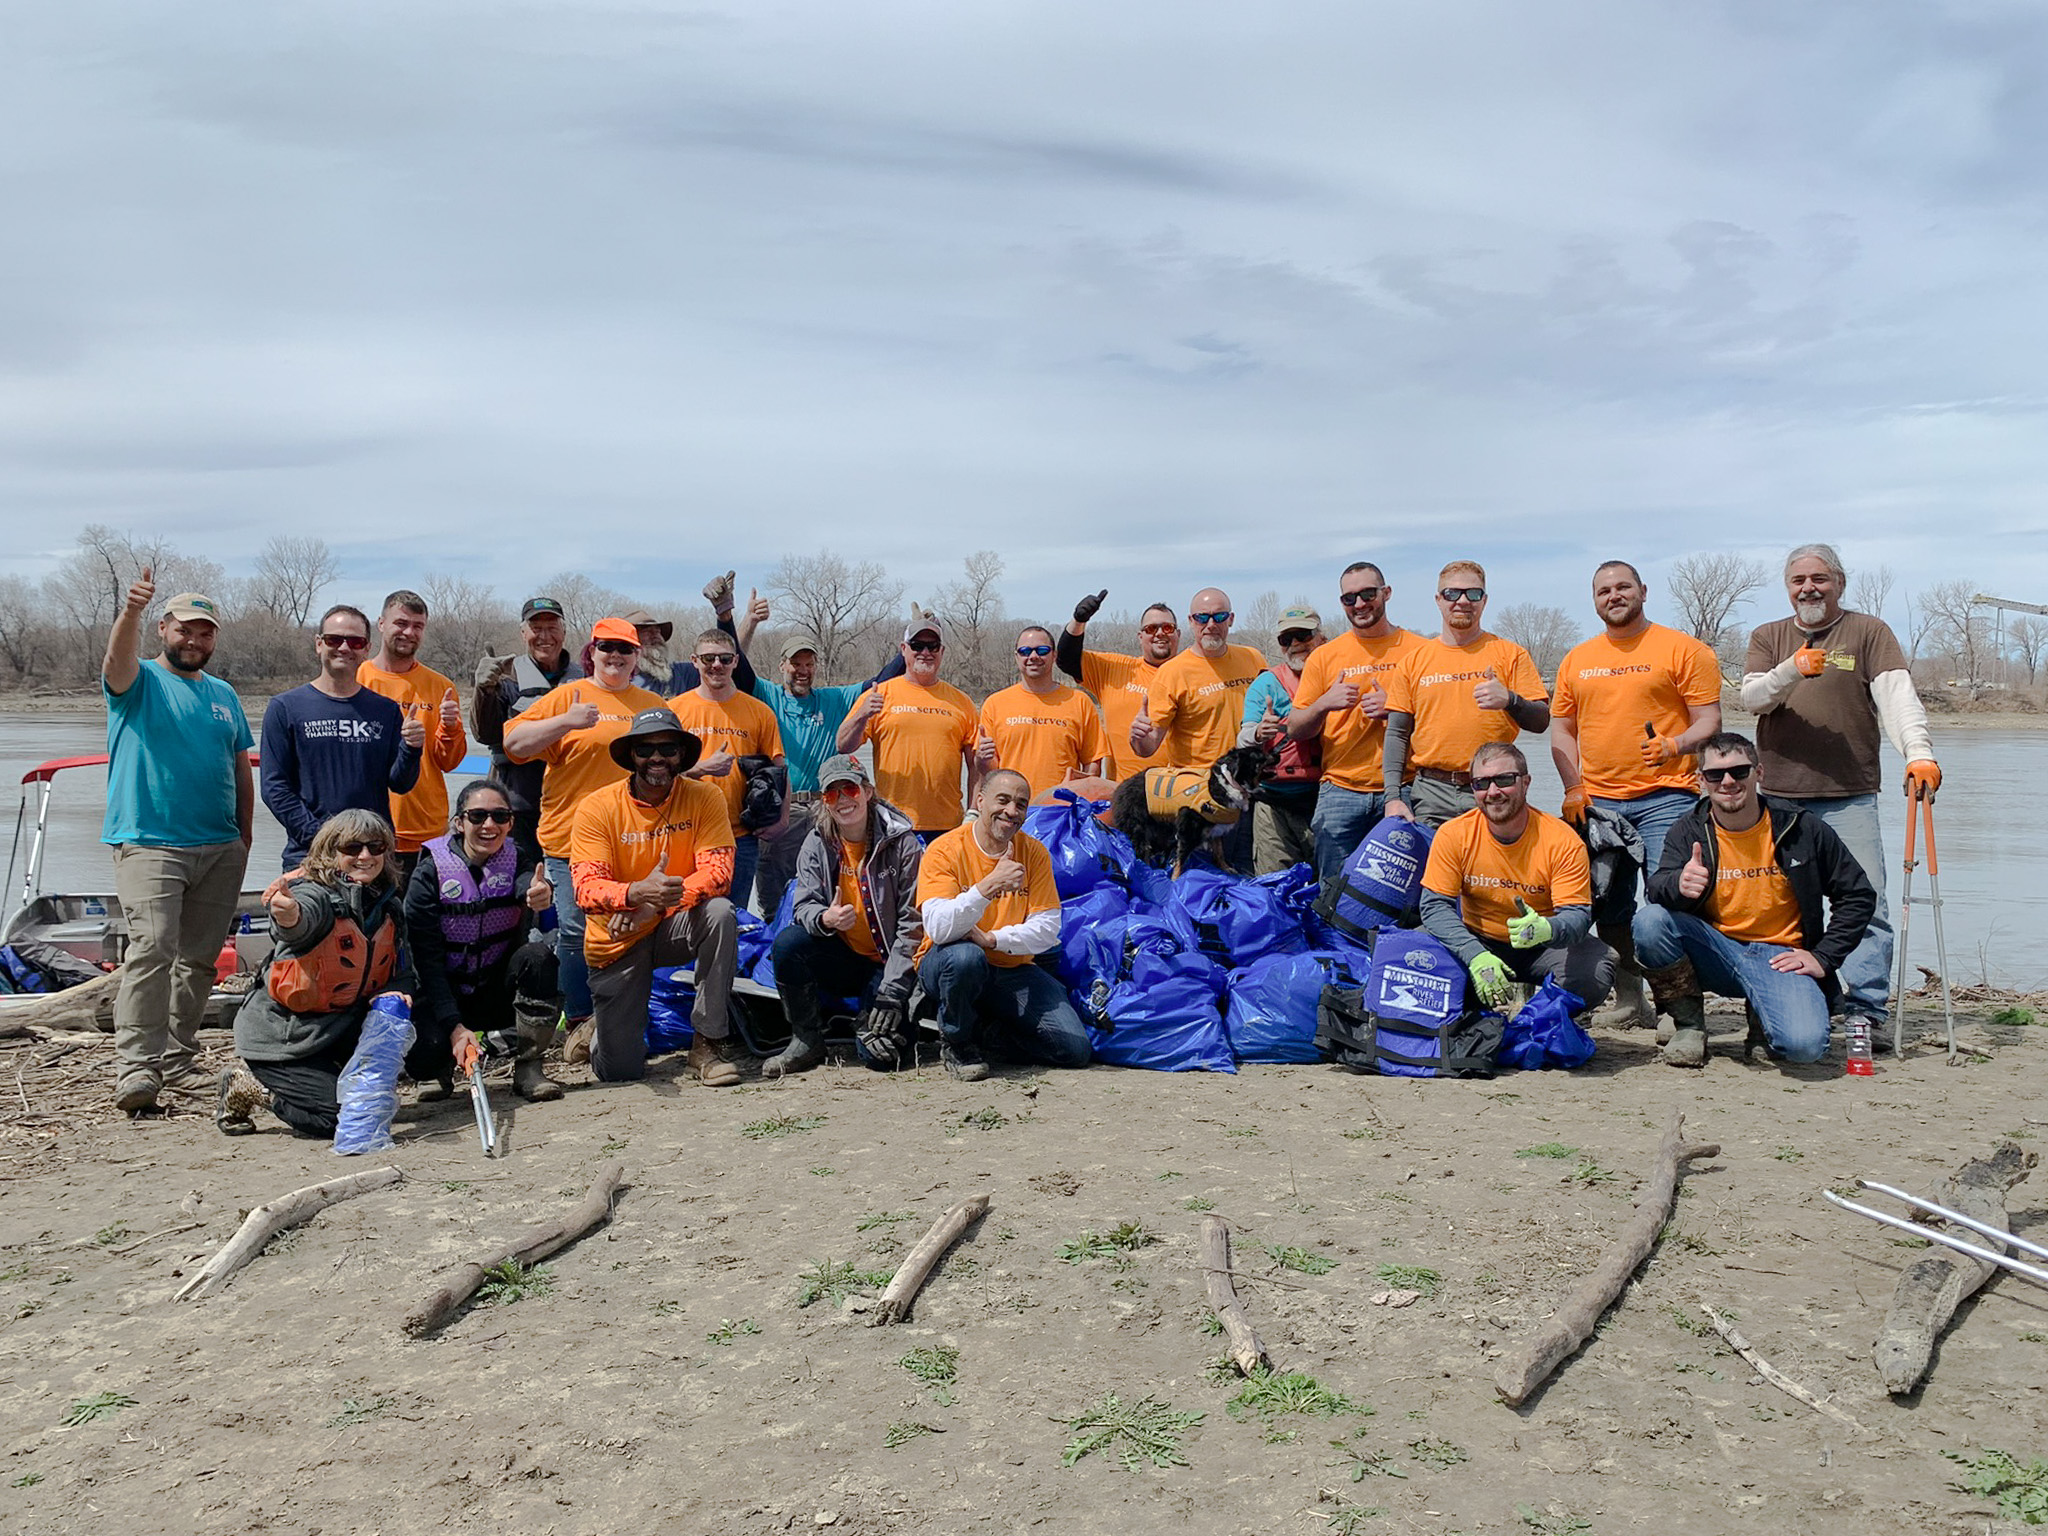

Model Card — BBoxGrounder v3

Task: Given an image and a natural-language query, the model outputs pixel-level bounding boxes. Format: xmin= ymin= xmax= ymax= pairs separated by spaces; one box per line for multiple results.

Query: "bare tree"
xmin=0 ymin=573 xmax=48 ymax=681
xmin=1849 ymin=563 xmax=1895 ymax=626
xmin=763 ymin=551 xmax=905 ymax=681
xmin=248 ymin=536 xmax=339 ymax=625
xmin=419 ymin=574 xmax=511 ymax=677
xmin=1917 ymin=580 xmax=1991 ymax=685
xmin=935 ymin=550 xmax=1007 ymax=695
xmin=1492 ymin=602 xmax=1580 ymax=683
xmin=1665 ymin=553 xmax=1769 ymax=651
xmin=40 ymin=526 xmax=225 ymax=684
xmin=2009 ymin=616 xmax=2048 ymax=687
xmin=1903 ymin=592 xmax=1940 ymax=663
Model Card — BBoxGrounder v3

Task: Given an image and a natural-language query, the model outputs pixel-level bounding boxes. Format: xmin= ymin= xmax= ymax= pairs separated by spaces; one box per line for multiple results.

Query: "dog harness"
xmin=1143 ymin=766 xmax=1240 ymax=826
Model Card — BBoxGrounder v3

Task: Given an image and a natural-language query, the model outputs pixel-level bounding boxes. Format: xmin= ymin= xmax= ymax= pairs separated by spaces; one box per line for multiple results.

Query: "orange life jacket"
xmin=267 ymin=899 xmax=400 ymax=1014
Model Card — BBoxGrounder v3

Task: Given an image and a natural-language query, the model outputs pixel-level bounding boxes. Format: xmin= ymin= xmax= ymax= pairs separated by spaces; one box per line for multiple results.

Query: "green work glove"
xmin=1506 ymin=898 xmax=1554 ymax=951
xmin=1468 ymin=951 xmax=1516 ymax=1011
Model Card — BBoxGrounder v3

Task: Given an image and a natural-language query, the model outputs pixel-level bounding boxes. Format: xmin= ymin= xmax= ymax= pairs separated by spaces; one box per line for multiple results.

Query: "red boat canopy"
xmin=20 ymin=755 xmax=110 ymax=785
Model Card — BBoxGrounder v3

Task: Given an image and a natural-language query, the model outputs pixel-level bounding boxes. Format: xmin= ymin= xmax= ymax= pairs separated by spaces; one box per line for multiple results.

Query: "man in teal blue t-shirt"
xmin=100 ymin=567 xmax=254 ymax=1117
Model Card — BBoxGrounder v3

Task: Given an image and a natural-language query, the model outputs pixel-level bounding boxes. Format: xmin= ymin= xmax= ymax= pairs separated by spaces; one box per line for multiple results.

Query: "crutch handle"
xmin=1919 ymin=795 xmax=1938 ymax=878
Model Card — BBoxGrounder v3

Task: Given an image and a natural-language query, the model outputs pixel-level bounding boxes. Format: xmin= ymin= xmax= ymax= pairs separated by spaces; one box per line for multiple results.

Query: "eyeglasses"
xmin=822 ymin=781 xmax=865 ymax=802
xmin=1470 ymin=772 xmax=1525 ymax=791
xmin=319 ymin=633 xmax=370 ymax=651
xmin=1277 ymin=630 xmax=1313 ymax=647
xmin=1016 ymin=645 xmax=1052 ymax=657
xmin=630 ymin=741 xmax=684 ymax=760
xmin=1438 ymin=587 xmax=1486 ymax=603
xmin=593 ymin=639 xmax=639 ymax=655
xmin=1338 ymin=588 xmax=1383 ymax=607
xmin=695 ymin=653 xmax=736 ymax=667
xmin=1139 ymin=623 xmax=1178 ymax=636
xmin=1189 ymin=610 xmax=1233 ymax=625
xmin=337 ymin=840 xmax=388 ymax=858
xmin=1700 ymin=763 xmax=1754 ymax=784
xmin=459 ymin=808 xmax=515 ymax=826
xmin=907 ymin=639 xmax=942 ymax=654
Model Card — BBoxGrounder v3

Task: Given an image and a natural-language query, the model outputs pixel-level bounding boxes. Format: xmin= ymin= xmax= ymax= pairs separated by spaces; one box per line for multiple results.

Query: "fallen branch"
xmin=1704 ymin=1304 xmax=1868 ymax=1433
xmin=1200 ymin=1215 xmax=1271 ymax=1375
xmin=176 ymin=1166 xmax=403 ymax=1301
xmin=107 ymin=1220 xmax=205 ymax=1256
xmin=1 ymin=971 xmax=121 ymax=1036
xmin=402 ymin=1162 xmax=625 ymax=1336
xmin=868 ymin=1193 xmax=990 ymax=1326
xmin=1494 ymin=1110 xmax=1718 ymax=1405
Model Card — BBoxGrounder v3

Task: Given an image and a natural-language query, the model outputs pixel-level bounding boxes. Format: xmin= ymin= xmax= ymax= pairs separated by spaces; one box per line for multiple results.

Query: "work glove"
xmin=1073 ymin=588 xmax=1107 ymax=624
xmin=1559 ymin=785 xmax=1588 ymax=828
xmin=701 ymin=569 xmax=736 ymax=612
xmin=1506 ymin=898 xmax=1553 ymax=951
xmin=1468 ymin=951 xmax=1516 ymax=1011
xmin=473 ymin=648 xmax=517 ymax=690
xmin=1793 ymin=644 xmax=1827 ymax=677
xmin=1905 ymin=760 xmax=1942 ymax=802
xmin=1639 ymin=734 xmax=1681 ymax=767
xmin=855 ymin=1003 xmax=911 ymax=1071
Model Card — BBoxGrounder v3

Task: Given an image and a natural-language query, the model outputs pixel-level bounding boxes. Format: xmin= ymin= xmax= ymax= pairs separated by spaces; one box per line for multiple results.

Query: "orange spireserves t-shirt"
xmin=866 ymin=676 xmax=979 ymax=831
xmin=667 ymin=690 xmax=783 ymax=839
xmin=836 ymin=839 xmax=882 ymax=961
xmin=1291 ymin=628 xmax=1424 ymax=793
xmin=1145 ymin=644 xmax=1267 ymax=769
xmin=1421 ymin=807 xmax=1592 ymax=943
xmin=979 ymin=683 xmax=1110 ymax=798
xmin=1385 ymin=633 xmax=1547 ymax=775
xmin=569 ymin=777 xmax=734 ymax=969
xmin=509 ymin=679 xmax=666 ymax=858
xmin=913 ymin=825 xmax=1059 ymax=969
xmin=1707 ymin=815 xmax=1803 ymax=948
xmin=1077 ymin=651 xmax=1166 ymax=779
xmin=1551 ymin=624 xmax=1723 ymax=800
xmin=356 ymin=659 xmax=468 ymax=853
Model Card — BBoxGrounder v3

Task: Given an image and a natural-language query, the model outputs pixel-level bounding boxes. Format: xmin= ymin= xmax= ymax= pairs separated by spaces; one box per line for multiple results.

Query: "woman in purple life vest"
xmin=401 ymin=780 xmax=566 ymax=1102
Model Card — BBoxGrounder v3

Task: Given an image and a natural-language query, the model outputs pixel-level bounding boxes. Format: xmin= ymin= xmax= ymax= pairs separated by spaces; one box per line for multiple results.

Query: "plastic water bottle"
xmin=334 ymin=994 xmax=416 ymax=1154
xmin=1844 ymin=1017 xmax=1875 ymax=1077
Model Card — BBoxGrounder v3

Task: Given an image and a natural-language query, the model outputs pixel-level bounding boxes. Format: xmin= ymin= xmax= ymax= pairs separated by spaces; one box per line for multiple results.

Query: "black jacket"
xmin=1645 ymin=795 xmax=1876 ymax=996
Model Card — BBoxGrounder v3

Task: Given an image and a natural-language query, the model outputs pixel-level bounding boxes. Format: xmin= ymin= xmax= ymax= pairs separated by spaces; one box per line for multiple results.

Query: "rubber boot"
xmin=513 ymin=996 xmax=566 ymax=1102
xmin=687 ymin=1034 xmax=741 ymax=1088
xmin=1592 ymin=923 xmax=1656 ymax=1030
xmin=1644 ymin=959 xmax=1708 ymax=1068
xmin=762 ymin=1022 xmax=826 ymax=1079
xmin=1742 ymin=1000 xmax=1768 ymax=1063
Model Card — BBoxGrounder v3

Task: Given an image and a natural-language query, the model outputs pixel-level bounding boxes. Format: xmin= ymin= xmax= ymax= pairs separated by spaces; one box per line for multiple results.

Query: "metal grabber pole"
xmin=1887 ymin=786 xmax=1955 ymax=1062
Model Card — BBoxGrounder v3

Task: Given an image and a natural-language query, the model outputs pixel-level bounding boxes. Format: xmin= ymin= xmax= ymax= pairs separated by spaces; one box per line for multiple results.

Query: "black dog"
xmin=1109 ymin=745 xmax=1272 ymax=875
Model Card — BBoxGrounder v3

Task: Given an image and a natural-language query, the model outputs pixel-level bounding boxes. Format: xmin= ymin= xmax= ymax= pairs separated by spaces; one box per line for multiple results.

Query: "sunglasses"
xmin=1438 ymin=587 xmax=1486 ymax=603
xmin=695 ymin=652 xmax=736 ymax=666
xmin=319 ymin=633 xmax=370 ymax=651
xmin=1338 ymin=588 xmax=1384 ymax=607
xmin=593 ymin=639 xmax=639 ymax=655
xmin=1189 ymin=610 xmax=1233 ymax=625
xmin=460 ymin=808 xmax=515 ymax=826
xmin=822 ymin=781 xmax=866 ymax=802
xmin=1700 ymin=763 xmax=1754 ymax=784
xmin=1139 ymin=622 xmax=1179 ymax=636
xmin=1470 ymin=771 xmax=1524 ymax=791
xmin=907 ymin=639 xmax=942 ymax=654
xmin=1277 ymin=630 xmax=1313 ymax=646
xmin=1016 ymin=644 xmax=1052 ymax=658
xmin=337 ymin=840 xmax=388 ymax=858
xmin=630 ymin=740 xmax=684 ymax=760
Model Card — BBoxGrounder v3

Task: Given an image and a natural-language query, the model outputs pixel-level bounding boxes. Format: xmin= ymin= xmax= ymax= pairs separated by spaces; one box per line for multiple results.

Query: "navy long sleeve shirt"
xmin=260 ymin=683 xmax=423 ymax=868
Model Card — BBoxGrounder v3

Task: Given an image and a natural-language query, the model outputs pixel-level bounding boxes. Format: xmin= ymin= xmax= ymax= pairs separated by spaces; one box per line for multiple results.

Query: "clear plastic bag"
xmin=333 ymin=993 xmax=415 ymax=1154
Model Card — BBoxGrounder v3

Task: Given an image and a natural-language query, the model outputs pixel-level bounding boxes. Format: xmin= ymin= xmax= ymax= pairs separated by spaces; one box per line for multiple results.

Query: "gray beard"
xmin=636 ymin=642 xmax=671 ymax=683
xmin=1794 ymin=600 xmax=1831 ymax=629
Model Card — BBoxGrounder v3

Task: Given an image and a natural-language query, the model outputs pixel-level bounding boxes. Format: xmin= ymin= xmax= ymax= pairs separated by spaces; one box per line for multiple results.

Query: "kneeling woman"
xmin=763 ymin=754 xmax=925 ymax=1076
xmin=403 ymin=779 xmax=565 ymax=1102
xmin=219 ymin=810 xmax=417 ymax=1137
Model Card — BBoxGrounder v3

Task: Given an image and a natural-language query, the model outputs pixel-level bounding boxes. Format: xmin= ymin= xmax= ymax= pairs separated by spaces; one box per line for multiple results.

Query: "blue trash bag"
xmin=734 ymin=907 xmax=772 ymax=977
xmin=1050 ymin=884 xmax=1131 ymax=990
xmin=1022 ymin=788 xmax=1135 ymax=899
xmin=334 ymin=993 xmax=416 ymax=1155
xmin=1299 ymin=906 xmax=1376 ymax=969
xmin=1499 ymin=977 xmax=1595 ymax=1070
xmin=648 ymin=966 xmax=696 ymax=1055
xmin=1226 ymin=949 xmax=1363 ymax=1065
xmin=1170 ymin=863 xmax=1305 ymax=967
xmin=1089 ymin=948 xmax=1235 ymax=1073
xmin=749 ymin=881 xmax=801 ymax=989
xmin=1123 ymin=857 xmax=1176 ymax=912
xmin=1253 ymin=862 xmax=1320 ymax=922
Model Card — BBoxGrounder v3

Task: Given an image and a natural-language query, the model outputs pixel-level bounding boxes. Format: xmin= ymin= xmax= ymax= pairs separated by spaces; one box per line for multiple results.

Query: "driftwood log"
xmin=0 ymin=971 xmax=121 ymax=1037
xmin=868 ymin=1193 xmax=990 ymax=1326
xmin=1199 ymin=1215 xmax=1271 ymax=1375
xmin=1874 ymin=1141 xmax=2037 ymax=1395
xmin=176 ymin=1165 xmax=403 ymax=1301
xmin=1704 ymin=1303 xmax=1867 ymax=1432
xmin=402 ymin=1161 xmax=625 ymax=1336
xmin=1495 ymin=1110 xmax=1719 ymax=1405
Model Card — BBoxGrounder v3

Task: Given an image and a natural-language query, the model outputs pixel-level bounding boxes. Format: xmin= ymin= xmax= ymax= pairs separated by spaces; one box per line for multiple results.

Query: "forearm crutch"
xmin=1887 ymin=785 xmax=1955 ymax=1061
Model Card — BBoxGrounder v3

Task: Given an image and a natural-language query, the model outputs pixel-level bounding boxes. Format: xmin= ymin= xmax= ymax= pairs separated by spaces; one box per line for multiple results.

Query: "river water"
xmin=3 ymin=712 xmax=2042 ymax=987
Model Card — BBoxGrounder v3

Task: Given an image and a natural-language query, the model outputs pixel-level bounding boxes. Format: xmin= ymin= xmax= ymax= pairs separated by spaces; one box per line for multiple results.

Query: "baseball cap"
xmin=780 ymin=634 xmax=821 ymax=662
xmin=591 ymin=617 xmax=642 ymax=646
xmin=161 ymin=593 xmax=221 ymax=625
xmin=817 ymin=754 xmax=870 ymax=791
xmin=903 ymin=617 xmax=944 ymax=644
xmin=520 ymin=596 xmax=565 ymax=622
xmin=1276 ymin=605 xmax=1321 ymax=635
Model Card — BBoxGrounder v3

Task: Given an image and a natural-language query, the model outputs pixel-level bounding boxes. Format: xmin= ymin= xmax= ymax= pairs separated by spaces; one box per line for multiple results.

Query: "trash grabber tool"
xmin=1887 ymin=785 xmax=1955 ymax=1061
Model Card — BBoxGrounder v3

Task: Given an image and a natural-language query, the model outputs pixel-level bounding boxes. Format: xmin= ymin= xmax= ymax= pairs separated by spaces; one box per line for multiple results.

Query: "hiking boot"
xmin=942 ymin=1043 xmax=990 ymax=1083
xmin=762 ymin=1023 xmax=826 ymax=1080
xmin=115 ymin=1078 xmax=159 ymax=1115
xmin=687 ymin=1034 xmax=742 ymax=1088
xmin=160 ymin=1059 xmax=216 ymax=1098
xmin=1742 ymin=1002 xmax=1769 ymax=1063
xmin=215 ymin=1065 xmax=269 ymax=1136
xmin=415 ymin=1077 xmax=455 ymax=1102
xmin=562 ymin=1016 xmax=594 ymax=1068
xmin=513 ymin=1003 xmax=566 ymax=1102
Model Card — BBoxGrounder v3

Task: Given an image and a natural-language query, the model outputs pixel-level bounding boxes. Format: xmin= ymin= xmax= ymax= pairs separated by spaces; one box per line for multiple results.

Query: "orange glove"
xmin=1905 ymin=760 xmax=1941 ymax=801
xmin=1793 ymin=644 xmax=1827 ymax=677
xmin=1639 ymin=734 xmax=1681 ymax=767
xmin=1560 ymin=785 xmax=1588 ymax=827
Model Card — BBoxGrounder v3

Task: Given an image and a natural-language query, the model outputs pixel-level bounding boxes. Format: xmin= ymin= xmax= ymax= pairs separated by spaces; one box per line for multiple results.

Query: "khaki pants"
xmin=111 ymin=840 xmax=249 ymax=1096
xmin=1405 ymin=775 xmax=1473 ymax=829
xmin=1251 ymin=798 xmax=1315 ymax=876
xmin=587 ymin=898 xmax=738 ymax=1082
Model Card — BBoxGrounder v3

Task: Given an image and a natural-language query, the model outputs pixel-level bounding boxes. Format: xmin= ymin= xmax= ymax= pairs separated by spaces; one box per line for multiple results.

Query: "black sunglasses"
xmin=1438 ymin=587 xmax=1486 ymax=603
xmin=1277 ymin=630 xmax=1314 ymax=646
xmin=695 ymin=652 xmax=736 ymax=666
xmin=631 ymin=740 xmax=684 ymax=760
xmin=337 ymin=840 xmax=388 ymax=857
xmin=594 ymin=639 xmax=639 ymax=655
xmin=1338 ymin=588 xmax=1384 ymax=606
xmin=1470 ymin=771 xmax=1524 ymax=791
xmin=907 ymin=639 xmax=942 ymax=653
xmin=1701 ymin=763 xmax=1754 ymax=784
xmin=460 ymin=808 xmax=514 ymax=826
xmin=319 ymin=633 xmax=370 ymax=650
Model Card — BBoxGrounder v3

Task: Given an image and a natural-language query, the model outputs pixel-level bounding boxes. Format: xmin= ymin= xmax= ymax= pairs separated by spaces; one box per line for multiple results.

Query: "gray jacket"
xmin=234 ymin=877 xmax=417 ymax=1063
xmin=790 ymin=797 xmax=925 ymax=1007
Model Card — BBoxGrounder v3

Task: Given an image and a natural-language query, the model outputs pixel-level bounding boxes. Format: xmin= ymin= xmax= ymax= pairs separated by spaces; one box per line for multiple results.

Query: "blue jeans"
xmin=544 ymin=855 xmax=591 ymax=1020
xmin=1795 ymin=794 xmax=1891 ymax=1022
xmin=1310 ymin=784 xmax=1394 ymax=882
xmin=731 ymin=834 xmax=761 ymax=918
xmin=1632 ymin=906 xmax=1831 ymax=1063
xmin=1593 ymin=787 xmax=1698 ymax=925
xmin=917 ymin=943 xmax=1091 ymax=1068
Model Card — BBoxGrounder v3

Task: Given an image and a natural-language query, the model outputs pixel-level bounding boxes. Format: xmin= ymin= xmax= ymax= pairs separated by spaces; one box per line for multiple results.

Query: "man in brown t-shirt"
xmin=1741 ymin=542 xmax=1941 ymax=1039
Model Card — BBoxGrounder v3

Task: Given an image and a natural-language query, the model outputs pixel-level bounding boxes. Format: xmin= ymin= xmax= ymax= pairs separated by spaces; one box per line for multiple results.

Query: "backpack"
xmin=1314 ymin=928 xmax=1501 ymax=1078
xmin=1316 ymin=819 xmax=1433 ymax=942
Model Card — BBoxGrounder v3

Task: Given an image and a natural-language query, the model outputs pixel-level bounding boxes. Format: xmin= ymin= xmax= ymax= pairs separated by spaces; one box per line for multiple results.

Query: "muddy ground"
xmin=2 ymin=1000 xmax=2045 ymax=1536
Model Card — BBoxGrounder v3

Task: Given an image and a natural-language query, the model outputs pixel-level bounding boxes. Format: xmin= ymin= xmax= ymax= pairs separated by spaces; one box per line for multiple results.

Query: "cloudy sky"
xmin=4 ymin=0 xmax=2044 ymax=636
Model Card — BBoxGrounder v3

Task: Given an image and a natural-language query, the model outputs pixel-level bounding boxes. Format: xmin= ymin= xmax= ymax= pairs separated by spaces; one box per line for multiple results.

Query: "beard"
xmin=163 ymin=646 xmax=208 ymax=674
xmin=1794 ymin=599 xmax=1830 ymax=628
xmin=636 ymin=640 xmax=671 ymax=684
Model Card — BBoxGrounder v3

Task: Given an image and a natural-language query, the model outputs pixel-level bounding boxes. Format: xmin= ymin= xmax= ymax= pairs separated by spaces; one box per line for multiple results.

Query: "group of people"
xmin=95 ymin=541 xmax=1941 ymax=1137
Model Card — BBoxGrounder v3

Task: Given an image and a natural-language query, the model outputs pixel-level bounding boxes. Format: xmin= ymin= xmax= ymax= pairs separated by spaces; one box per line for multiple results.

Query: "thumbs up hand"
xmin=1505 ymin=896 xmax=1554 ymax=950
xmin=1678 ymin=840 xmax=1711 ymax=900
xmin=124 ymin=565 xmax=156 ymax=617
xmin=439 ymin=687 xmax=462 ymax=730
xmin=1793 ymin=644 xmax=1827 ymax=677
xmin=746 ymin=587 xmax=770 ymax=626
xmin=474 ymin=645 xmax=517 ymax=690
xmin=974 ymin=729 xmax=998 ymax=770
xmin=1472 ymin=666 xmax=1511 ymax=710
